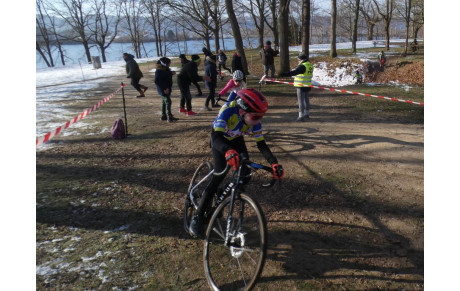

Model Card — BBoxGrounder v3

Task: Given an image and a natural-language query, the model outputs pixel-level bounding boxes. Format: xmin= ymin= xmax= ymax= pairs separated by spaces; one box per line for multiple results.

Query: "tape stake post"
xmin=264 ymin=78 xmax=424 ymax=106
xmin=36 ymin=85 xmax=125 ymax=147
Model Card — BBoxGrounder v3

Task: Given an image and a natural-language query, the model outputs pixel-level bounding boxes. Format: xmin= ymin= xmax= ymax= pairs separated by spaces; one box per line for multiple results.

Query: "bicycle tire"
xmin=184 ymin=161 xmax=213 ymax=234
xmin=204 ymin=193 xmax=267 ymax=291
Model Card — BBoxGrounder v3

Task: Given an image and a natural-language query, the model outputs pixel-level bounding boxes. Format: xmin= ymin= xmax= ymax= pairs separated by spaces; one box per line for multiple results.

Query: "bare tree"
xmin=265 ymin=0 xmax=279 ymax=48
xmin=121 ymin=0 xmax=147 ymax=58
xmin=411 ymin=0 xmax=423 ymax=40
xmin=143 ymin=0 xmax=165 ymax=56
xmin=47 ymin=0 xmax=94 ymax=63
xmin=330 ymin=0 xmax=337 ymax=57
xmin=352 ymin=0 xmax=361 ymax=53
xmin=301 ymin=0 xmax=311 ymax=58
xmin=225 ymin=0 xmax=249 ymax=75
xmin=278 ymin=0 xmax=291 ymax=73
xmin=239 ymin=0 xmax=268 ymax=49
xmin=89 ymin=0 xmax=121 ymax=62
xmin=373 ymin=0 xmax=395 ymax=50
xmin=36 ymin=0 xmax=55 ymax=67
xmin=395 ymin=0 xmax=411 ymax=56
xmin=360 ymin=0 xmax=381 ymax=40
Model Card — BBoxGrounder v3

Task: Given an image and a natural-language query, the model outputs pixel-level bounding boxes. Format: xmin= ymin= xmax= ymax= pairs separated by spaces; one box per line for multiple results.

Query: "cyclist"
xmin=354 ymin=70 xmax=363 ymax=84
xmin=216 ymin=70 xmax=247 ymax=104
xmin=189 ymin=88 xmax=284 ymax=238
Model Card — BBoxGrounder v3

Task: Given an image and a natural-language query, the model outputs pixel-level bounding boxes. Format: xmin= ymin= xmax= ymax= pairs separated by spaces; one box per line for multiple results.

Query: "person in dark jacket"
xmin=177 ymin=54 xmax=211 ymax=116
xmin=217 ymin=50 xmax=231 ymax=80
xmin=231 ymin=50 xmax=246 ymax=82
xmin=123 ymin=53 xmax=148 ymax=98
xmin=203 ymin=55 xmax=219 ymax=111
xmin=179 ymin=54 xmax=203 ymax=96
xmin=260 ymin=40 xmax=279 ymax=78
xmin=154 ymin=57 xmax=178 ymax=122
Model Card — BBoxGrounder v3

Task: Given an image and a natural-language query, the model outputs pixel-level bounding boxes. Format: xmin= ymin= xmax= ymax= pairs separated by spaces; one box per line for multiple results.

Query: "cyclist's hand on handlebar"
xmin=225 ymin=149 xmax=240 ymax=171
xmin=272 ymin=163 xmax=284 ymax=179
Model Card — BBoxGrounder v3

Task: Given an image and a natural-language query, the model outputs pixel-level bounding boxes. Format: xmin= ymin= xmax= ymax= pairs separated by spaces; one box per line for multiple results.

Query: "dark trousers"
xmin=131 ymin=78 xmax=142 ymax=91
xmin=179 ymin=85 xmax=193 ymax=111
xmin=219 ymin=63 xmax=231 ymax=73
xmin=161 ymin=94 xmax=172 ymax=117
xmin=196 ymin=136 xmax=250 ymax=218
xmin=205 ymin=87 xmax=216 ymax=107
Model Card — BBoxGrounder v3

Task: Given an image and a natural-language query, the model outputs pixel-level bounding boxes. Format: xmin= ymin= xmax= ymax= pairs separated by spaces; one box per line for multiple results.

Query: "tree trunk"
xmin=330 ymin=0 xmax=337 ymax=58
xmin=225 ymin=0 xmax=248 ymax=75
xmin=278 ymin=0 xmax=291 ymax=73
xmin=301 ymin=0 xmax=311 ymax=59
xmin=352 ymin=0 xmax=360 ymax=54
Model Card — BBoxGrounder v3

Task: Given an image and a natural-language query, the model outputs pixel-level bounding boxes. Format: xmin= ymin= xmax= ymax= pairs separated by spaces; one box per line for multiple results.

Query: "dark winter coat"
xmin=124 ymin=54 xmax=143 ymax=79
xmin=231 ymin=53 xmax=243 ymax=72
xmin=154 ymin=64 xmax=173 ymax=95
xmin=218 ymin=52 xmax=227 ymax=64
xmin=260 ymin=47 xmax=278 ymax=66
xmin=204 ymin=56 xmax=218 ymax=90
xmin=177 ymin=60 xmax=204 ymax=87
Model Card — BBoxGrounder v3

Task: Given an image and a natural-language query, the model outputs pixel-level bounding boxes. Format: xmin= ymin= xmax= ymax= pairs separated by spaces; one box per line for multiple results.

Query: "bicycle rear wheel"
xmin=184 ymin=161 xmax=213 ymax=234
xmin=204 ymin=194 xmax=267 ymax=291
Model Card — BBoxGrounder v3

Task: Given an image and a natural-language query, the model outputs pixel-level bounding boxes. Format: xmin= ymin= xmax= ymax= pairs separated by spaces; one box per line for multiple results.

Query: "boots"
xmin=136 ymin=90 xmax=145 ymax=98
xmin=139 ymin=85 xmax=148 ymax=94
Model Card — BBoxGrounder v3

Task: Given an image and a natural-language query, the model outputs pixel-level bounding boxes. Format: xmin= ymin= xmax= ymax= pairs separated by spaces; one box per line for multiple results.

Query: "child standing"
xmin=155 ymin=57 xmax=178 ymax=122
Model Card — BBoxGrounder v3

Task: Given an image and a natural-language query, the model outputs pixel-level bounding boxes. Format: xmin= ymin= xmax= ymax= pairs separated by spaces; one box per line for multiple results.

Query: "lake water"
xmin=36 ymin=38 xmax=259 ymax=69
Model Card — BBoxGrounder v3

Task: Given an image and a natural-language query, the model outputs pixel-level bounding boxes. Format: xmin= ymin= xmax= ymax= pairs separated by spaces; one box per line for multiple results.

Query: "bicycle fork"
xmin=224 ymin=187 xmax=245 ymax=247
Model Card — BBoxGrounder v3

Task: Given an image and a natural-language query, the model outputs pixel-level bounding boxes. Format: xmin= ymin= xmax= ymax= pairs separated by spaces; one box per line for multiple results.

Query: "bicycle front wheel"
xmin=204 ymin=194 xmax=267 ymax=291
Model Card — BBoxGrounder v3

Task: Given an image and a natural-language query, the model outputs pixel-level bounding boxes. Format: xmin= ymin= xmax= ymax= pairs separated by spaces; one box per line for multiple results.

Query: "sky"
xmin=1 ymin=1 xmax=458 ymax=288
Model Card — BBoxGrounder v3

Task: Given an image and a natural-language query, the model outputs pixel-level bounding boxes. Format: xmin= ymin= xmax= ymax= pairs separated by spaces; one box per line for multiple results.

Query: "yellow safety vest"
xmin=293 ymin=61 xmax=314 ymax=88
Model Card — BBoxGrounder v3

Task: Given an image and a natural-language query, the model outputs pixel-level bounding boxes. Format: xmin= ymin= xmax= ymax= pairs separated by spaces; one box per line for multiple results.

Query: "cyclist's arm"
xmin=256 ymin=139 xmax=278 ymax=165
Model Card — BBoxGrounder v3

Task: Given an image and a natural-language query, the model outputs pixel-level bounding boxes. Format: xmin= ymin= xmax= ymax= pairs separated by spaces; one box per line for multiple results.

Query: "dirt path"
xmin=36 ymin=71 xmax=424 ymax=290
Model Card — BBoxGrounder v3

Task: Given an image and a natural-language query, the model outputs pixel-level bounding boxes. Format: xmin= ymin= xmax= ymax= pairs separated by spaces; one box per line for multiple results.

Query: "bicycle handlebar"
xmin=213 ymin=158 xmax=278 ymax=188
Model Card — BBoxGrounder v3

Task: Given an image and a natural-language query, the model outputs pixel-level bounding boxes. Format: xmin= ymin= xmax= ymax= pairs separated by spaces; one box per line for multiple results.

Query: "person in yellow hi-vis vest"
xmin=279 ymin=52 xmax=314 ymax=122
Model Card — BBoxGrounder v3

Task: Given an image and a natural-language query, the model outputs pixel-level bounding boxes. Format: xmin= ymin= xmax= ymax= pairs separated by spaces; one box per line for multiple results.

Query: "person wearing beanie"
xmin=260 ymin=40 xmax=279 ymax=79
xmin=203 ymin=55 xmax=219 ymax=111
xmin=179 ymin=54 xmax=203 ymax=96
xmin=279 ymin=52 xmax=314 ymax=122
xmin=155 ymin=57 xmax=178 ymax=122
xmin=122 ymin=53 xmax=148 ymax=97
xmin=217 ymin=50 xmax=231 ymax=80
xmin=177 ymin=54 xmax=211 ymax=116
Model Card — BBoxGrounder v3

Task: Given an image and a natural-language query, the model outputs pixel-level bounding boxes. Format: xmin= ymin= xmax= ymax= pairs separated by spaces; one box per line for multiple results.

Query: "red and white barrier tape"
xmin=36 ymin=85 xmax=125 ymax=147
xmin=261 ymin=76 xmax=424 ymax=106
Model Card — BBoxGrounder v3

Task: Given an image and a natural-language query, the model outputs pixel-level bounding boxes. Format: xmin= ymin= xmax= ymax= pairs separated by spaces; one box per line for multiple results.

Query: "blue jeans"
xmin=264 ymin=65 xmax=276 ymax=78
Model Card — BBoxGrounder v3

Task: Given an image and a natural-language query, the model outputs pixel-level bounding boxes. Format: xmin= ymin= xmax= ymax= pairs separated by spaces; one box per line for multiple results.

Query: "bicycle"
xmin=184 ymin=157 xmax=278 ymax=291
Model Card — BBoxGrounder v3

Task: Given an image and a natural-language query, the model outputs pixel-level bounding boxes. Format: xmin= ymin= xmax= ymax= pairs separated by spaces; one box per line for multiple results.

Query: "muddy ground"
xmin=36 ymin=59 xmax=424 ymax=290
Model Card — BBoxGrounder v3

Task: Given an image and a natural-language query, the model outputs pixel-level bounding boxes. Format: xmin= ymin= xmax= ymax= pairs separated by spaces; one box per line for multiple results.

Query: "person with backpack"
xmin=217 ymin=50 xmax=231 ymax=80
xmin=188 ymin=88 xmax=284 ymax=238
xmin=279 ymin=52 xmax=314 ymax=122
xmin=123 ymin=53 xmax=148 ymax=98
xmin=179 ymin=54 xmax=203 ymax=97
xmin=177 ymin=54 xmax=211 ymax=116
xmin=155 ymin=57 xmax=178 ymax=122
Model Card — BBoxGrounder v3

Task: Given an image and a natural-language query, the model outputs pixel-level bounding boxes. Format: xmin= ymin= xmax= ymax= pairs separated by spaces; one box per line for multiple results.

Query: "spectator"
xmin=154 ymin=57 xmax=178 ymax=122
xmin=179 ymin=54 xmax=203 ymax=96
xmin=203 ymin=55 xmax=219 ymax=111
xmin=260 ymin=40 xmax=279 ymax=79
xmin=279 ymin=52 xmax=314 ymax=122
xmin=231 ymin=50 xmax=246 ymax=82
xmin=217 ymin=50 xmax=231 ymax=80
xmin=123 ymin=53 xmax=148 ymax=98
xmin=177 ymin=54 xmax=211 ymax=116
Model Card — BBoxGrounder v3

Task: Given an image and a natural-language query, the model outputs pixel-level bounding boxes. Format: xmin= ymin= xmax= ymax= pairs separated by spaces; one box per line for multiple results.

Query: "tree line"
xmin=36 ymin=0 xmax=424 ymax=74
